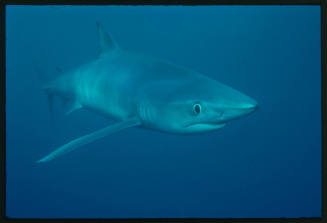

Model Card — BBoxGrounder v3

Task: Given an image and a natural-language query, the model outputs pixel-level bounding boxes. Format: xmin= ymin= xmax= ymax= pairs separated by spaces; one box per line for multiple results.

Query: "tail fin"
xmin=34 ymin=65 xmax=54 ymax=120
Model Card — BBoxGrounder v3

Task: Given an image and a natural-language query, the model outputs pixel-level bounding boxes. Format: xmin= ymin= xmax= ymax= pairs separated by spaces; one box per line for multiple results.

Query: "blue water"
xmin=5 ymin=5 xmax=321 ymax=218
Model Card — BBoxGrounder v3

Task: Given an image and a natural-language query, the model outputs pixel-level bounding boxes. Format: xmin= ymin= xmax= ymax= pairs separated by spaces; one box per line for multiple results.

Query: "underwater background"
xmin=5 ymin=5 xmax=321 ymax=218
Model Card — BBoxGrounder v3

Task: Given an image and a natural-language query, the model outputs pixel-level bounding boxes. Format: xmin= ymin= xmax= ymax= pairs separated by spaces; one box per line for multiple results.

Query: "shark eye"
xmin=193 ymin=103 xmax=202 ymax=115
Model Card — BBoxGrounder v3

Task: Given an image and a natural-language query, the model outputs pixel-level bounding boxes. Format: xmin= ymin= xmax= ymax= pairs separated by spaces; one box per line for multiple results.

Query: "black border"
xmin=0 ymin=0 xmax=323 ymax=4
xmin=0 ymin=0 xmax=326 ymax=223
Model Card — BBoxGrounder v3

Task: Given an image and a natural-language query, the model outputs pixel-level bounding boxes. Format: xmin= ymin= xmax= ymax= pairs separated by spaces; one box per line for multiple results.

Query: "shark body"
xmin=37 ymin=22 xmax=258 ymax=163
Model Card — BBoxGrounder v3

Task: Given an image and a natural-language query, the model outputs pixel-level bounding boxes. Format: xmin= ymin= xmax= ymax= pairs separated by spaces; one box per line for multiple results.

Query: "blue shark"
xmin=36 ymin=22 xmax=258 ymax=163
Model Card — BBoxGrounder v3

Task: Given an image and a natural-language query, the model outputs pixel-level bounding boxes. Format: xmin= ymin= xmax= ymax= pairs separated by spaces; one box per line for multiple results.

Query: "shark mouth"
xmin=185 ymin=122 xmax=226 ymax=131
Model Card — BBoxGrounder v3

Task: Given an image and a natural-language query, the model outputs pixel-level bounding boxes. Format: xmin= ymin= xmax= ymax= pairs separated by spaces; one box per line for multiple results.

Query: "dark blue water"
xmin=5 ymin=5 xmax=321 ymax=218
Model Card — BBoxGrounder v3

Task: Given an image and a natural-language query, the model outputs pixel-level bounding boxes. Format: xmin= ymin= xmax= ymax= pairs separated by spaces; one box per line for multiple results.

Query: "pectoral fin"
xmin=36 ymin=118 xmax=141 ymax=163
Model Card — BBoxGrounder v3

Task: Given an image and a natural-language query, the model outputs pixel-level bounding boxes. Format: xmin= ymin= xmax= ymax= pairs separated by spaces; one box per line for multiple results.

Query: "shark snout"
xmin=239 ymin=101 xmax=258 ymax=112
xmin=214 ymin=97 xmax=258 ymax=124
xmin=225 ymin=100 xmax=258 ymax=121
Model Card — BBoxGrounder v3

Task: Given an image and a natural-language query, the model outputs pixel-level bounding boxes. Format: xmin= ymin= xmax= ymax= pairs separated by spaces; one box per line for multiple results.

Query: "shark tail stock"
xmin=34 ymin=65 xmax=58 ymax=120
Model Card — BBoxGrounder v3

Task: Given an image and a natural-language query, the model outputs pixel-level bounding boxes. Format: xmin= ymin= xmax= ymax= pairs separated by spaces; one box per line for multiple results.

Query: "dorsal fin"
xmin=96 ymin=21 xmax=119 ymax=56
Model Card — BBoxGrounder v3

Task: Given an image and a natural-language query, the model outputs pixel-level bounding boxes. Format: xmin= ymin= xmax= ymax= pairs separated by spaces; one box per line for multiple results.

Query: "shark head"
xmin=136 ymin=75 xmax=258 ymax=134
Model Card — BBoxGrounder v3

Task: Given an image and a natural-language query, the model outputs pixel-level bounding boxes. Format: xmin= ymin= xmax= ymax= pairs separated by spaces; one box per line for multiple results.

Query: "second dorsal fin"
xmin=65 ymin=100 xmax=82 ymax=115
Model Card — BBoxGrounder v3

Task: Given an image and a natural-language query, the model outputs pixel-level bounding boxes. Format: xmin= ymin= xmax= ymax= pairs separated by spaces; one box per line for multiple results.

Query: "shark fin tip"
xmin=36 ymin=157 xmax=48 ymax=164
